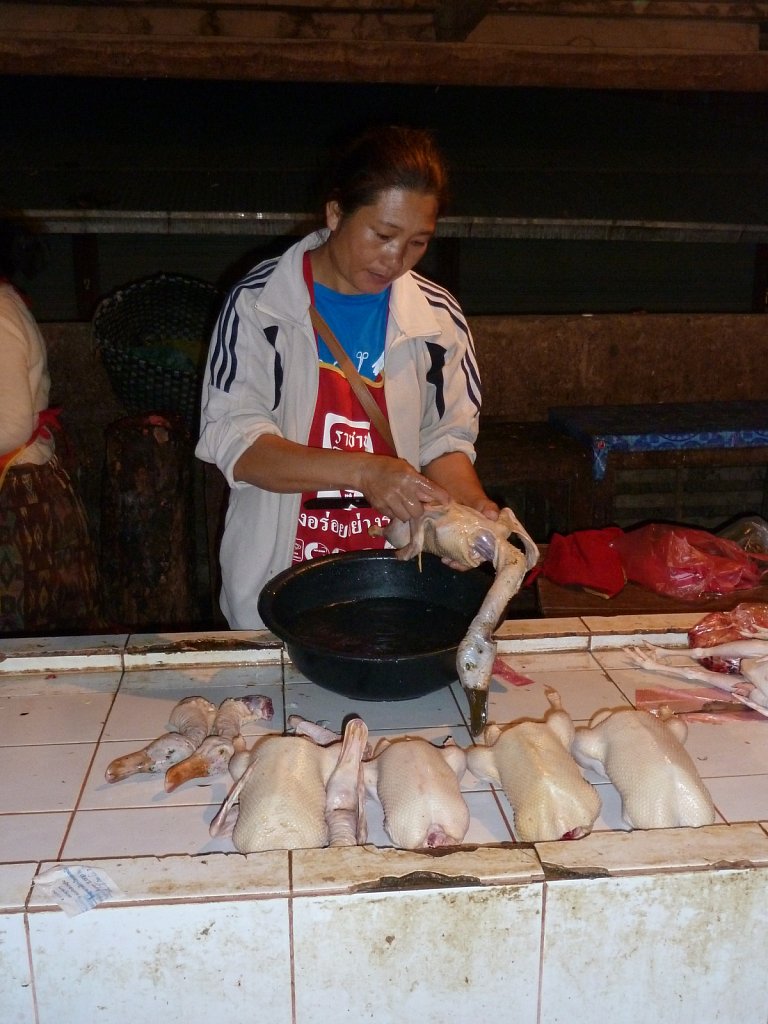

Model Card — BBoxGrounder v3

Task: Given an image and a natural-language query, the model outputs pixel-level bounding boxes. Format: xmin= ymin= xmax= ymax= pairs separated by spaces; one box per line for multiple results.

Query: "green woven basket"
xmin=92 ymin=272 xmax=222 ymax=431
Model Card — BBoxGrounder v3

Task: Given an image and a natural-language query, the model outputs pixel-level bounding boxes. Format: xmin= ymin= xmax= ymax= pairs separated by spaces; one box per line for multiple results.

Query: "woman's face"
xmin=319 ymin=187 xmax=439 ymax=295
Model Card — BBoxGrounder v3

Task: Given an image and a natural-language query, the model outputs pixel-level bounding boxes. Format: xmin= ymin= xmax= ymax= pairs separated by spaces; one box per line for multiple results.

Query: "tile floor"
xmin=2 ymin=616 xmax=768 ymax=865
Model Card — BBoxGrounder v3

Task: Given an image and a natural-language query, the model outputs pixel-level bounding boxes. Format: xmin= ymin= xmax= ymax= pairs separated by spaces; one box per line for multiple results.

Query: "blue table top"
xmin=549 ymin=401 xmax=768 ymax=479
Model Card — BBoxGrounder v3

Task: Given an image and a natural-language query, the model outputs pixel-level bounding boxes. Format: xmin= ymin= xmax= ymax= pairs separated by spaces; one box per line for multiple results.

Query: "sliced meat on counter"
xmin=364 ymin=735 xmax=470 ymax=850
xmin=467 ymin=689 xmax=600 ymax=842
xmin=571 ymin=706 xmax=716 ymax=830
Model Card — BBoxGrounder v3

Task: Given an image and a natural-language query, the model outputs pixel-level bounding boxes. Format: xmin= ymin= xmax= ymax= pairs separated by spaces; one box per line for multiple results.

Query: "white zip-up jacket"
xmin=196 ymin=229 xmax=483 ymax=629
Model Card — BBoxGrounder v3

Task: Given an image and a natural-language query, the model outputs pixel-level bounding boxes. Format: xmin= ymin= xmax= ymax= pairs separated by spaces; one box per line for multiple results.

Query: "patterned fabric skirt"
xmin=0 ymin=457 xmax=102 ymax=634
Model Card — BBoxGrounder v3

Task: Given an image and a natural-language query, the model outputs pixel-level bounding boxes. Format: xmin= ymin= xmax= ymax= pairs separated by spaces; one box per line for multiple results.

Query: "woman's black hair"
xmin=325 ymin=125 xmax=450 ymax=218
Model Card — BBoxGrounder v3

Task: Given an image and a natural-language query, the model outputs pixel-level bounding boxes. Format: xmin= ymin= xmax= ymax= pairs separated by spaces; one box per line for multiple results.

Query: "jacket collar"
xmin=258 ymin=229 xmax=444 ymax=345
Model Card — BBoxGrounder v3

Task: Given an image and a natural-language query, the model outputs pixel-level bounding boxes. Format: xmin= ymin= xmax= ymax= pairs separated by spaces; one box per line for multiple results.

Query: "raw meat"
xmin=627 ymin=641 xmax=768 ymax=715
xmin=104 ymin=694 xmax=216 ymax=783
xmin=163 ymin=694 xmax=274 ymax=791
xmin=210 ymin=718 xmax=368 ymax=852
xmin=467 ymin=689 xmax=600 ymax=842
xmin=364 ymin=735 xmax=470 ymax=849
xmin=571 ymin=706 xmax=716 ymax=830
xmin=373 ymin=499 xmax=539 ymax=736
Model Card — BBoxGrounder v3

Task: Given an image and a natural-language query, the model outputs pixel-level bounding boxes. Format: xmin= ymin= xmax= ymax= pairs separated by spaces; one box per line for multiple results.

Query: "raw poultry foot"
xmin=626 ymin=644 xmax=768 ymax=717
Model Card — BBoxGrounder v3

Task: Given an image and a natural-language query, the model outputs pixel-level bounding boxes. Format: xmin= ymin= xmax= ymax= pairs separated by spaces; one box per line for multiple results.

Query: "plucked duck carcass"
xmin=467 ymin=689 xmax=600 ymax=842
xmin=571 ymin=706 xmax=716 ymax=830
xmin=210 ymin=717 xmax=368 ymax=853
xmin=363 ymin=735 xmax=470 ymax=849
xmin=373 ymin=500 xmax=539 ymax=736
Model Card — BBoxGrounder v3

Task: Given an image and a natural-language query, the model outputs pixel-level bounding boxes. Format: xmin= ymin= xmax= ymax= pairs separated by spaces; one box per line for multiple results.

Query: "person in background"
xmin=196 ymin=124 xmax=498 ymax=629
xmin=0 ymin=220 xmax=101 ymax=634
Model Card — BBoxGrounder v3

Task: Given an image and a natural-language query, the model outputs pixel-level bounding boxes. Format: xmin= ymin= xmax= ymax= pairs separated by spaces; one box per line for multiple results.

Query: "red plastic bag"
xmin=689 ymin=602 xmax=768 ymax=646
xmin=611 ymin=524 xmax=768 ymax=601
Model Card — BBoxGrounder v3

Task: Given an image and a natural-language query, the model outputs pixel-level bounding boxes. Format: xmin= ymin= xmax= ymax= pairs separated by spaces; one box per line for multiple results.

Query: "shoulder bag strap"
xmin=309 ymin=304 xmax=396 ymax=455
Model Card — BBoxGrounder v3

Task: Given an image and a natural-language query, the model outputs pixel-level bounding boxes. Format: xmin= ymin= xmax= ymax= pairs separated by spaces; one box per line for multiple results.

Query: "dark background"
xmin=5 ymin=75 xmax=767 ymax=318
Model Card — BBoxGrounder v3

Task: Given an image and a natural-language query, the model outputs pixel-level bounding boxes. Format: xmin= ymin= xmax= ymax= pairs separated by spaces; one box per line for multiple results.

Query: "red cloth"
xmin=539 ymin=527 xmax=626 ymax=598
xmin=0 ymin=406 xmax=62 ymax=473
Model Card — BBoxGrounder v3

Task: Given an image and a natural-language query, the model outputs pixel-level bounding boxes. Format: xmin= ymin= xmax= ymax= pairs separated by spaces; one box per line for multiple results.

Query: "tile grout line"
xmin=22 ymin=910 xmax=41 ymax=1024
xmin=288 ymin=850 xmax=297 ymax=1024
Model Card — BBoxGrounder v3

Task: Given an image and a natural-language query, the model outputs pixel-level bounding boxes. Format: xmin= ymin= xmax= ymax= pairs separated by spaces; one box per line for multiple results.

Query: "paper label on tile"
xmin=33 ymin=865 xmax=126 ymax=916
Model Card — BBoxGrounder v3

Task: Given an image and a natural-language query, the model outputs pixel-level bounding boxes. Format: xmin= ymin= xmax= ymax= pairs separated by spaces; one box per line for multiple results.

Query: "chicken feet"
xmin=626 ymin=642 xmax=768 ymax=715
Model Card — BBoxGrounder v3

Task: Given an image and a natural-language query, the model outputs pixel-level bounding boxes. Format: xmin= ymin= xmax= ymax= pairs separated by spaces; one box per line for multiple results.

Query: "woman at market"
xmin=0 ymin=220 xmax=102 ymax=634
xmin=196 ymin=124 xmax=498 ymax=629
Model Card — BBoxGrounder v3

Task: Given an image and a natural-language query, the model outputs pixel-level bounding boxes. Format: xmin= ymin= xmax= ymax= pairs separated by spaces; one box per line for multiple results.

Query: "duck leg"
xmin=325 ymin=718 xmax=369 ymax=846
xmin=626 ymin=645 xmax=768 ymax=716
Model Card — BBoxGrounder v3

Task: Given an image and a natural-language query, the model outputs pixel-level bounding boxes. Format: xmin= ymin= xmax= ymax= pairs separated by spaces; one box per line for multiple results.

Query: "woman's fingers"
xmin=361 ymin=457 xmax=449 ymax=519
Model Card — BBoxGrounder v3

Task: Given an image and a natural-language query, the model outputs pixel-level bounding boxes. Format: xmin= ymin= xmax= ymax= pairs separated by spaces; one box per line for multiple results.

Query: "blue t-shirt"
xmin=313 ymin=282 xmax=389 ymax=382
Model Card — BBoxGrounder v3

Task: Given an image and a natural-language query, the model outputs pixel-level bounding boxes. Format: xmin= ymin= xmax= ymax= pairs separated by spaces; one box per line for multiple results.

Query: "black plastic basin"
xmin=257 ymin=549 xmax=493 ymax=701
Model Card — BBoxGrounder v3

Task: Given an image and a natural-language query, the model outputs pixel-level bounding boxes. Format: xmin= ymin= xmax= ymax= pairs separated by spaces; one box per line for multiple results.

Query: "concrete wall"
xmin=472 ymin=312 xmax=768 ymax=421
xmin=40 ymin=313 xmax=768 ymax=627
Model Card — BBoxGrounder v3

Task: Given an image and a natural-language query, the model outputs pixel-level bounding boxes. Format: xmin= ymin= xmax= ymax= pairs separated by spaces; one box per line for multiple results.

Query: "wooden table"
xmin=548 ymin=401 xmax=768 ymax=528
xmin=537 ymin=574 xmax=768 ymax=618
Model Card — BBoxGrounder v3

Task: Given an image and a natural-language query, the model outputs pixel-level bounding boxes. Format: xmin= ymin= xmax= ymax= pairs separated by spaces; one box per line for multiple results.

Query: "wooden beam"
xmin=433 ymin=0 xmax=497 ymax=41
xmin=7 ymin=1 xmax=768 ymax=14
xmin=467 ymin=15 xmax=759 ymax=51
xmin=4 ymin=36 xmax=768 ymax=89
xmin=17 ymin=210 xmax=768 ymax=244
xmin=492 ymin=1 xmax=768 ymax=17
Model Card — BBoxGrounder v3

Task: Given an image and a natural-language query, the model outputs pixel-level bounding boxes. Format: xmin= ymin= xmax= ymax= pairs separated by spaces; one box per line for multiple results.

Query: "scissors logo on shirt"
xmin=342 ymin=350 xmax=383 ymax=380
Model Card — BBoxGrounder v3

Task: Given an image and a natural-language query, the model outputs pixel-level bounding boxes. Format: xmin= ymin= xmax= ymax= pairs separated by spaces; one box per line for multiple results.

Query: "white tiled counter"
xmin=2 ymin=615 xmax=768 ymax=1023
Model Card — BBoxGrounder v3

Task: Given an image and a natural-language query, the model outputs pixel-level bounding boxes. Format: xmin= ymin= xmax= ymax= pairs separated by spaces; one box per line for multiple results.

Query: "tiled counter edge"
xmin=5 ymin=828 xmax=768 ymax=1023
xmin=4 ymin=615 xmax=768 ymax=1023
xmin=0 ymin=613 xmax=699 ymax=675
xmin=0 ymin=628 xmax=286 ymax=674
xmin=5 ymin=821 xmax=767 ymax=914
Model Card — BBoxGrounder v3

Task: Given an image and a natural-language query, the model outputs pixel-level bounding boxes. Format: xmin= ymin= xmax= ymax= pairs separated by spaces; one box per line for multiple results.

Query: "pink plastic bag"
xmin=612 ymin=524 xmax=768 ymax=601
xmin=689 ymin=601 xmax=768 ymax=646
xmin=687 ymin=601 xmax=768 ymax=673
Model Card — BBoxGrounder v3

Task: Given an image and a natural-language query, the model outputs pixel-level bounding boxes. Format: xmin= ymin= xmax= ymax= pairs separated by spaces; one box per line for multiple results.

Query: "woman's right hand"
xmin=358 ymin=455 xmax=450 ymax=522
